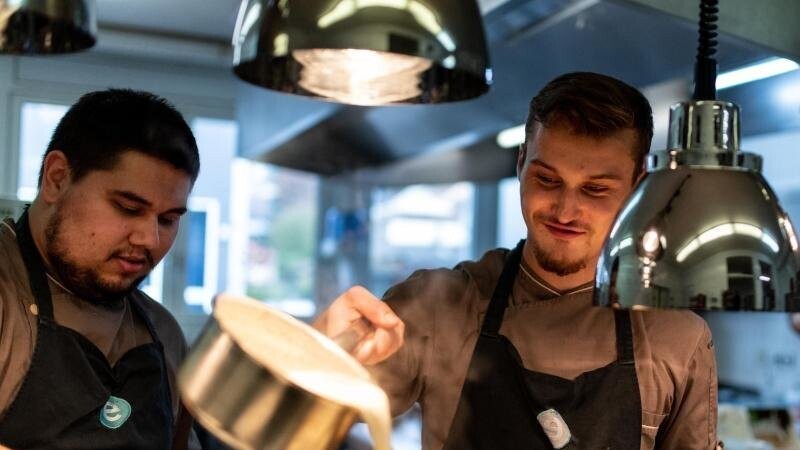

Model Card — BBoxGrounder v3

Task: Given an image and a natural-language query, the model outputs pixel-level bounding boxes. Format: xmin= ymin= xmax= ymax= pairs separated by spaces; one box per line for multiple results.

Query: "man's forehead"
xmin=525 ymin=127 xmax=637 ymax=179
xmin=86 ymin=153 xmax=192 ymax=207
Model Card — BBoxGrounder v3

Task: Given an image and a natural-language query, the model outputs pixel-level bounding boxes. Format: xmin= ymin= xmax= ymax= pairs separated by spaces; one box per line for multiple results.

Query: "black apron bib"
xmin=443 ymin=240 xmax=642 ymax=449
xmin=0 ymin=211 xmax=174 ymax=450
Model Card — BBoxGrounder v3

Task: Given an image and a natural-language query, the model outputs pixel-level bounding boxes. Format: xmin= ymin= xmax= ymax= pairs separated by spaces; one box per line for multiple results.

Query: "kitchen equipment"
xmin=0 ymin=0 xmax=96 ymax=54
xmin=594 ymin=0 xmax=800 ymax=311
xmin=231 ymin=0 xmax=491 ymax=105
xmin=178 ymin=293 xmax=392 ymax=450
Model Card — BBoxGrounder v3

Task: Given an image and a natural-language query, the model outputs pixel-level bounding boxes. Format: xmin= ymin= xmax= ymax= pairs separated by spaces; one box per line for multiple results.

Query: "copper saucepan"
xmin=178 ymin=294 xmax=392 ymax=450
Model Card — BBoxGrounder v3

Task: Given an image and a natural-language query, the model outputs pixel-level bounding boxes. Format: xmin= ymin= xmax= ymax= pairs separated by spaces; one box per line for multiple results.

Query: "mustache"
xmin=111 ymin=249 xmax=155 ymax=268
xmin=533 ymin=212 xmax=592 ymax=231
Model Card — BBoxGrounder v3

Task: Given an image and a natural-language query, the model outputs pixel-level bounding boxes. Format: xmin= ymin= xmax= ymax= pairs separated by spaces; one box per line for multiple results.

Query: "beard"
xmin=529 ymin=213 xmax=593 ymax=277
xmin=43 ymin=205 xmax=150 ymax=310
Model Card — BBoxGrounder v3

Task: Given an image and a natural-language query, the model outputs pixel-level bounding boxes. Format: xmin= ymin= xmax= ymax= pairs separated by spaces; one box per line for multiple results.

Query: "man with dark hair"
xmin=315 ymin=72 xmax=719 ymax=449
xmin=0 ymin=89 xmax=200 ymax=449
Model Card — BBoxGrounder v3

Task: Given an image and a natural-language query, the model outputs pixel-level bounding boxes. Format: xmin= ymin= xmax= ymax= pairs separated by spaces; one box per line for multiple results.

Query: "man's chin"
xmin=534 ymin=250 xmax=588 ymax=277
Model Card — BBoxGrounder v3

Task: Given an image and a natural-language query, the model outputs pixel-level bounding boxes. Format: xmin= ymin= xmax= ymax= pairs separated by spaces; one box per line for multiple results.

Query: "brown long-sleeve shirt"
xmin=0 ymin=218 xmax=196 ymax=447
xmin=369 ymin=247 xmax=718 ymax=450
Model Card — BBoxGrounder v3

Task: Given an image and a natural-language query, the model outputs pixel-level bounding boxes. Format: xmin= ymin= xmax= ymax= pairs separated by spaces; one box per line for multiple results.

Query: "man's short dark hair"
xmin=38 ymin=89 xmax=200 ymax=186
xmin=525 ymin=72 xmax=653 ymax=178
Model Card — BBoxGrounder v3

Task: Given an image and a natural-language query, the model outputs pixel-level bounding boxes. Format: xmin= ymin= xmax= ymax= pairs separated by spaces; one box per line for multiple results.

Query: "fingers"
xmin=343 ymin=286 xmax=401 ymax=328
xmin=316 ymin=285 xmax=405 ymax=365
xmin=354 ymin=319 xmax=405 ymax=365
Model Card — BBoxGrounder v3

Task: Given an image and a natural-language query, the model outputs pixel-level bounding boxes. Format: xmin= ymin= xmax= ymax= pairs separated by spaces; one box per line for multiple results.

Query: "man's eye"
xmin=536 ymin=174 xmax=559 ymax=185
xmin=583 ymin=185 xmax=609 ymax=195
xmin=116 ymin=203 xmax=140 ymax=215
xmin=158 ymin=216 xmax=178 ymax=227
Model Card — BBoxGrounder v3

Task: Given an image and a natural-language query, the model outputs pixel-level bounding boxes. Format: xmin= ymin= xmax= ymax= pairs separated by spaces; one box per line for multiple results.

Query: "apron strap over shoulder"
xmin=613 ymin=309 xmax=635 ymax=365
xmin=481 ymin=240 xmax=525 ymax=337
xmin=14 ymin=209 xmax=55 ymax=320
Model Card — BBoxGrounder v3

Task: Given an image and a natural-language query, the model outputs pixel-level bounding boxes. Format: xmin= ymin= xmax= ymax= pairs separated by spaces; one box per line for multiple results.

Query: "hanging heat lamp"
xmin=0 ymin=0 xmax=97 ymax=54
xmin=231 ymin=0 xmax=491 ymax=106
xmin=594 ymin=0 xmax=800 ymax=312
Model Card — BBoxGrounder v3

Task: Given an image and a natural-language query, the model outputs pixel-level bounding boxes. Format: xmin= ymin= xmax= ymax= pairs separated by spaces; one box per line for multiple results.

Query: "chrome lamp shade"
xmin=594 ymin=101 xmax=800 ymax=311
xmin=231 ymin=0 xmax=491 ymax=105
xmin=0 ymin=0 xmax=96 ymax=54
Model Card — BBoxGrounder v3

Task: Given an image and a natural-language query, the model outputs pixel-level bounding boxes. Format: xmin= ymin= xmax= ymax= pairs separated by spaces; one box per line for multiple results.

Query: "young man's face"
xmin=42 ymin=150 xmax=191 ymax=304
xmin=517 ymin=123 xmax=640 ymax=282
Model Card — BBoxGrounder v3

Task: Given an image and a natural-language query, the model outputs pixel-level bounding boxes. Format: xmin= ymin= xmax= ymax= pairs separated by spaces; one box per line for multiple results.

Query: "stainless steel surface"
xmin=237 ymin=0 xmax=774 ymax=177
xmin=179 ymin=298 xmax=370 ymax=450
xmin=595 ymin=101 xmax=800 ymax=311
xmin=0 ymin=0 xmax=96 ymax=54
xmin=232 ymin=0 xmax=490 ymax=104
xmin=648 ymin=102 xmax=761 ymax=171
xmin=667 ymin=101 xmax=740 ymax=155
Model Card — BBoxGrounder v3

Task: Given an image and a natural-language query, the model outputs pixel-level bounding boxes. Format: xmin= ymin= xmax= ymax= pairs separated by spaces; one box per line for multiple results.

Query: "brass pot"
xmin=178 ymin=294 xmax=390 ymax=450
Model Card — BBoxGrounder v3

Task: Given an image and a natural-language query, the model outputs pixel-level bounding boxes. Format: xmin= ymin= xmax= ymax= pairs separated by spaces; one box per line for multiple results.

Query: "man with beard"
xmin=0 ymin=89 xmax=200 ymax=449
xmin=314 ymin=73 xmax=719 ymax=449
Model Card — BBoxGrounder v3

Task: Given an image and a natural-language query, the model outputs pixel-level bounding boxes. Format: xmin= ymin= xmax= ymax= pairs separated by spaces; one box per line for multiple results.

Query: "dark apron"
xmin=443 ymin=240 xmax=642 ymax=449
xmin=0 ymin=211 xmax=174 ymax=449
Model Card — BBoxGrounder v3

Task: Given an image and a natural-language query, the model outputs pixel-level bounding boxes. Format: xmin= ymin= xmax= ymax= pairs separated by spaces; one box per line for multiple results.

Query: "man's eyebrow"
xmin=531 ymin=161 xmax=624 ymax=182
xmin=530 ymin=160 xmax=556 ymax=171
xmin=588 ymin=173 xmax=624 ymax=181
xmin=112 ymin=190 xmax=188 ymax=215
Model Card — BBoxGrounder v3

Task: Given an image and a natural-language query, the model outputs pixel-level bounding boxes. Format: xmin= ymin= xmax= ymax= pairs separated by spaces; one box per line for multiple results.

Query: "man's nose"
xmin=552 ymin=188 xmax=582 ymax=223
xmin=129 ymin=216 xmax=160 ymax=249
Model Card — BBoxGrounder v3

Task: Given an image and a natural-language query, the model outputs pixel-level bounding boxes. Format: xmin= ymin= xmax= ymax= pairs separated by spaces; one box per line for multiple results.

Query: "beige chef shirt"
xmin=369 ymin=247 xmax=718 ymax=450
xmin=0 ymin=218 xmax=192 ymax=442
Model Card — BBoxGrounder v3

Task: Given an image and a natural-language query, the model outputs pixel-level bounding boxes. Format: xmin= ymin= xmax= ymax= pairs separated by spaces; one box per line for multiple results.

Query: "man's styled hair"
xmin=38 ymin=88 xmax=200 ymax=186
xmin=525 ymin=72 xmax=654 ymax=178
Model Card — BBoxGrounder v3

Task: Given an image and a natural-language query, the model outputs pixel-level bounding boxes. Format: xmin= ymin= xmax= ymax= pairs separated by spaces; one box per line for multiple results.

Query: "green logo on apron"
xmin=99 ymin=396 xmax=132 ymax=429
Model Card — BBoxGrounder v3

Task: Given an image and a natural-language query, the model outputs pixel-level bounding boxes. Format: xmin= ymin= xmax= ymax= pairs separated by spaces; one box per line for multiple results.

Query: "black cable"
xmin=693 ymin=0 xmax=719 ymax=100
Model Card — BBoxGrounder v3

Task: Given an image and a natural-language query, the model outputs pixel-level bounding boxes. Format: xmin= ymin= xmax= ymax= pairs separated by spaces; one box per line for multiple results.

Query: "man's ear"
xmin=633 ymin=163 xmax=647 ymax=187
xmin=39 ymin=151 xmax=72 ymax=204
xmin=516 ymin=142 xmax=527 ymax=180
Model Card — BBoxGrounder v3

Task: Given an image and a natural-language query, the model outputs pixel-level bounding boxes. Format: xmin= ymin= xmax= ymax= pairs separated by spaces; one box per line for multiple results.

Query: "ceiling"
xmin=95 ymin=0 xmax=507 ymax=43
xmin=96 ymin=0 xmax=241 ymax=42
xmin=92 ymin=0 xmax=797 ymax=184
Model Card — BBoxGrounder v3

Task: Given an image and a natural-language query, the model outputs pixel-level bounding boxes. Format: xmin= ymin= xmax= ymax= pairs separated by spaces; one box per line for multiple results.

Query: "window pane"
xmin=183 ymin=118 xmax=238 ymax=313
xmin=139 ymin=263 xmax=164 ymax=303
xmin=228 ymin=159 xmax=319 ymax=318
xmin=497 ymin=177 xmax=526 ymax=249
xmin=18 ymin=102 xmax=68 ymax=200
xmin=369 ymin=183 xmax=474 ymax=296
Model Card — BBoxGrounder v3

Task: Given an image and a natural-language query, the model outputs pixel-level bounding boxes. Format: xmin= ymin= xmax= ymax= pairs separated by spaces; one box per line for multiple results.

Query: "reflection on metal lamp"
xmin=0 ymin=0 xmax=96 ymax=54
xmin=231 ymin=0 xmax=491 ymax=105
xmin=594 ymin=0 xmax=800 ymax=312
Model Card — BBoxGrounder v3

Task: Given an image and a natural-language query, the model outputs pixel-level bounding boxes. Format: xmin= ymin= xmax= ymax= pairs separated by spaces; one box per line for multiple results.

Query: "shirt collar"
xmin=518 ymin=257 xmax=594 ymax=300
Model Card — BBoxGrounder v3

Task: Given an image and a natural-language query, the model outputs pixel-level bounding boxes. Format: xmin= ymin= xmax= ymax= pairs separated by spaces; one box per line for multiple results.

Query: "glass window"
xmin=227 ymin=159 xmax=319 ymax=318
xmin=18 ymin=102 xmax=68 ymax=200
xmin=497 ymin=177 xmax=527 ymax=249
xmin=181 ymin=196 xmax=221 ymax=313
xmin=139 ymin=264 xmax=164 ymax=303
xmin=181 ymin=118 xmax=238 ymax=313
xmin=369 ymin=182 xmax=474 ymax=296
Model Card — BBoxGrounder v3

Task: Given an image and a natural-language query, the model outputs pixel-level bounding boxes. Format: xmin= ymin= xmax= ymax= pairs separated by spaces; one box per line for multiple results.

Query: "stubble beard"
xmin=43 ymin=205 xmax=147 ymax=310
xmin=529 ymin=217 xmax=592 ymax=277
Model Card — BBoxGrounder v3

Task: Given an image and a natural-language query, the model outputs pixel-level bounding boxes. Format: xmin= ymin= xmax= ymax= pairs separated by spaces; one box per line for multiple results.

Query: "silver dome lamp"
xmin=231 ymin=0 xmax=491 ymax=106
xmin=594 ymin=0 xmax=800 ymax=312
xmin=0 ymin=0 xmax=97 ymax=54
